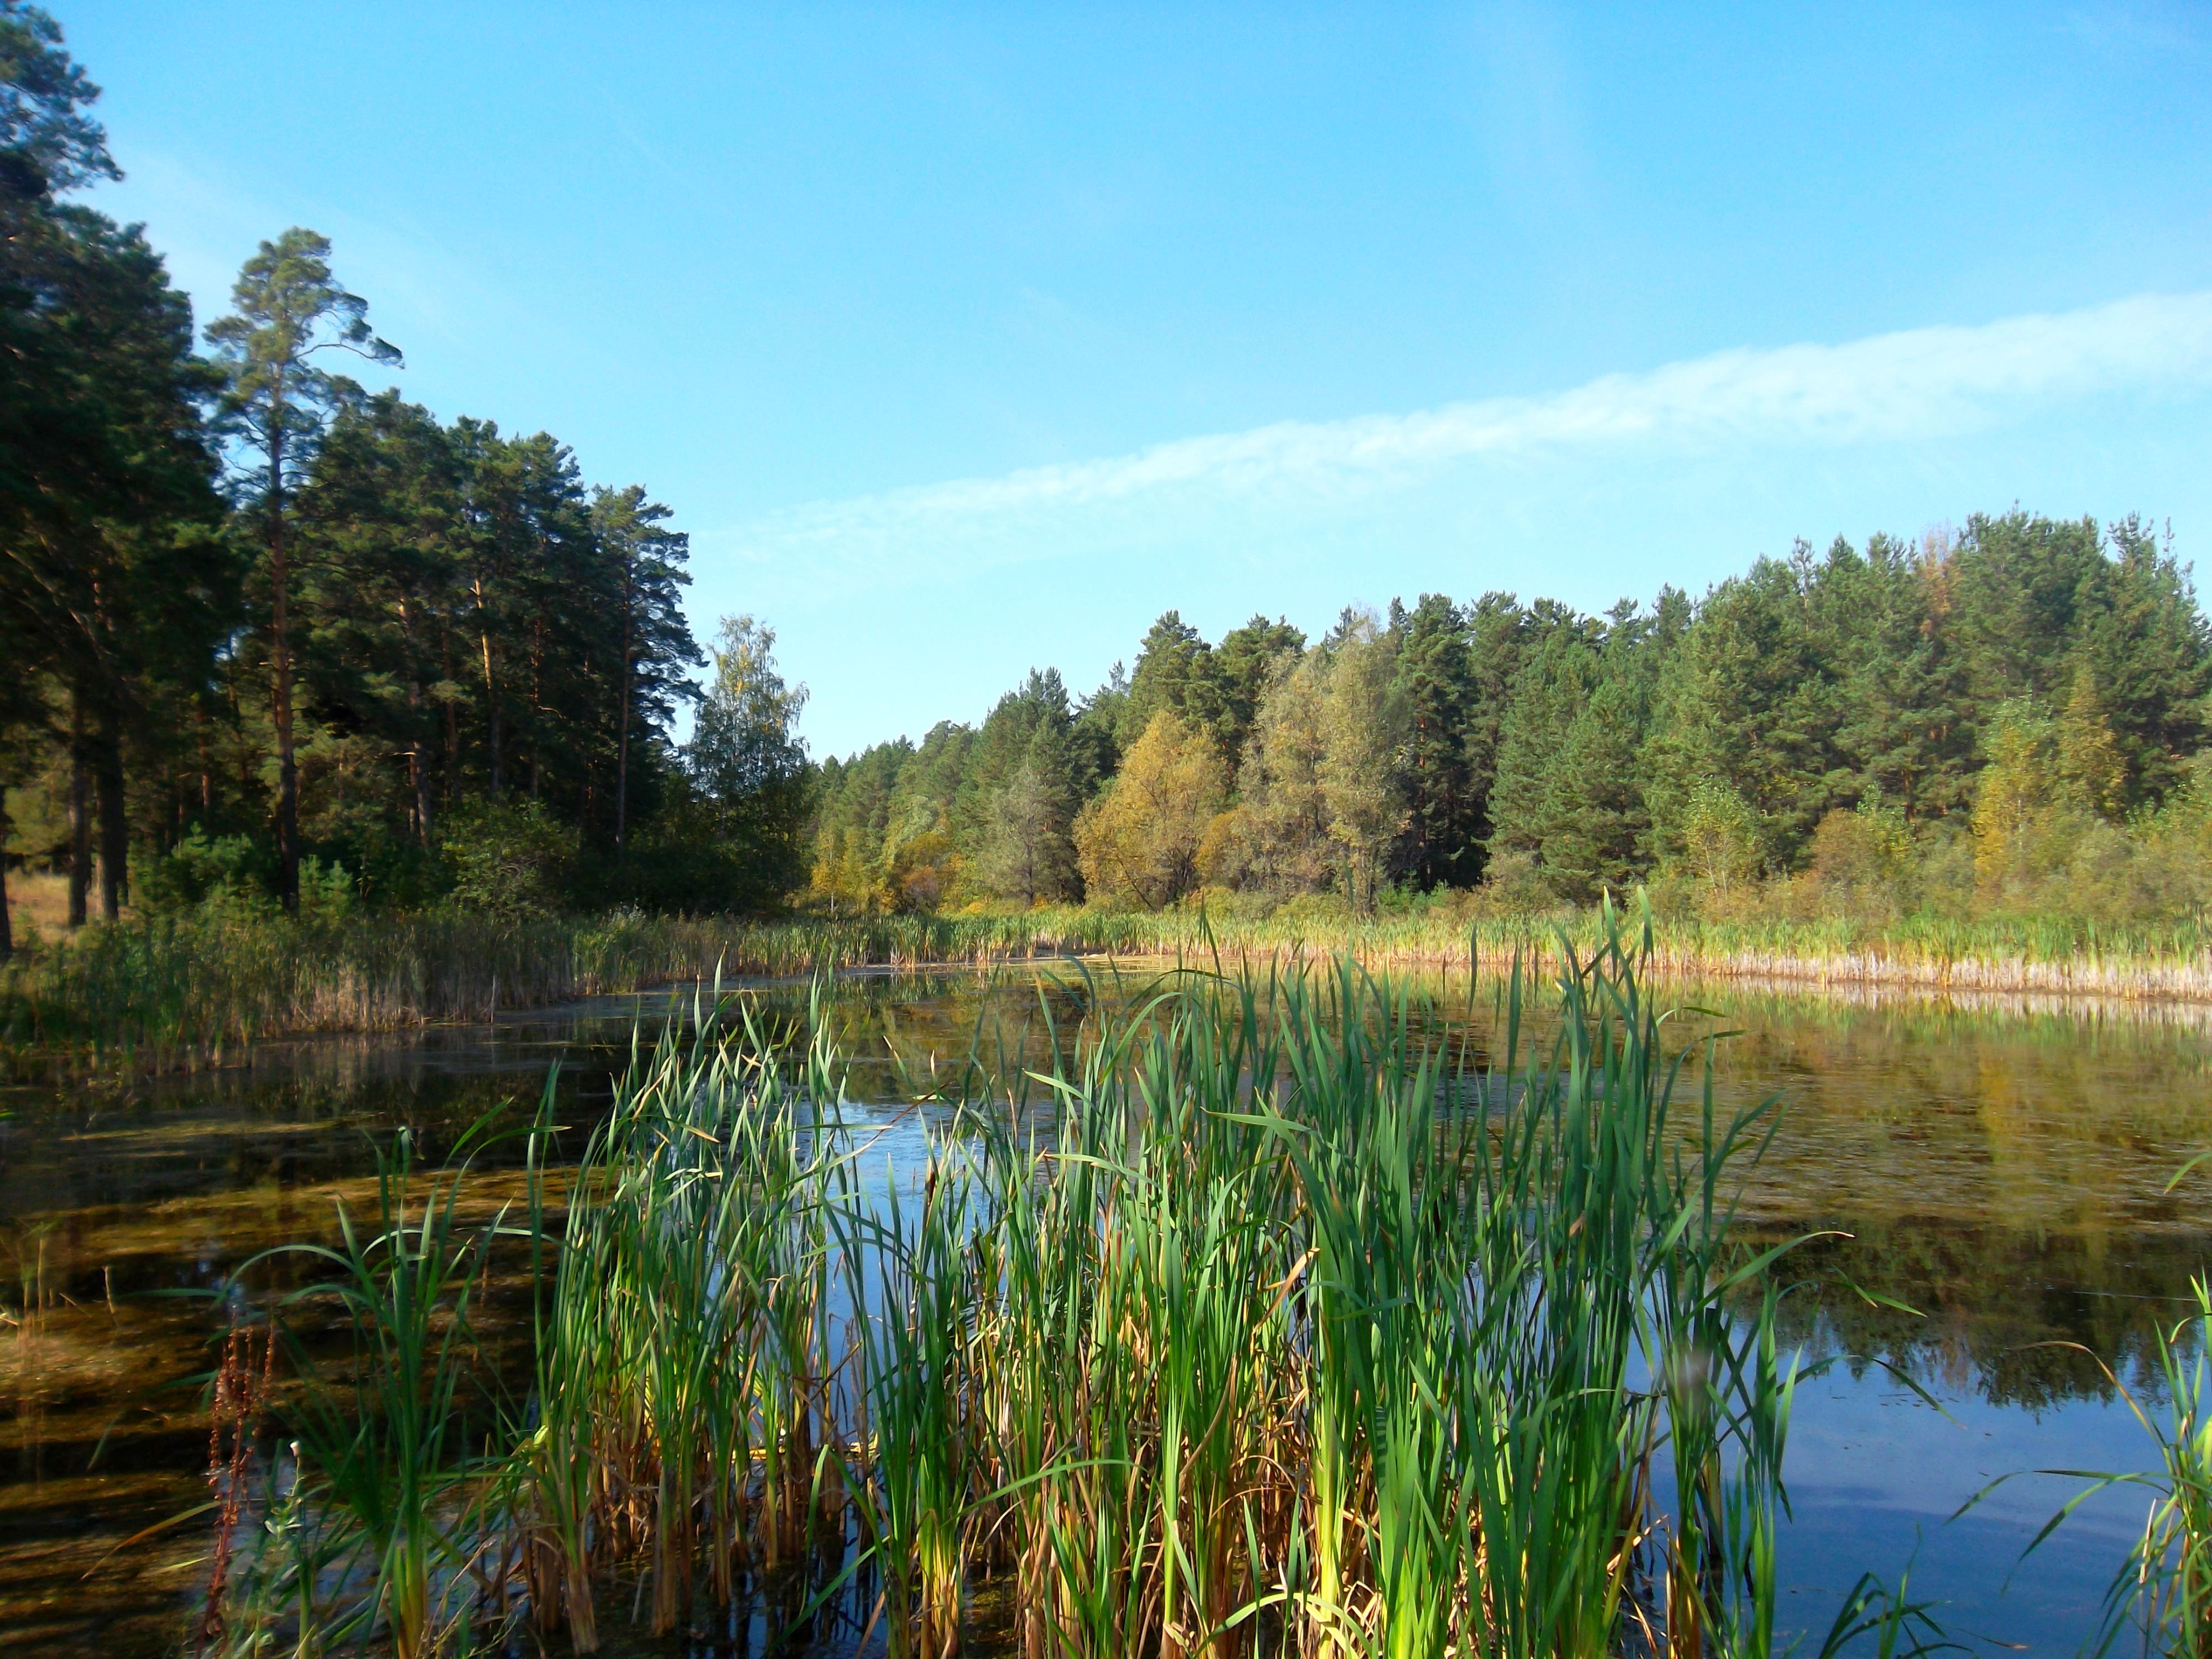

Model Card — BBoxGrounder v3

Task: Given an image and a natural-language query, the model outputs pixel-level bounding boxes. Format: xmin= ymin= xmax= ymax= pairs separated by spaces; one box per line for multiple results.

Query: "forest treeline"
xmin=0 ymin=4 xmax=807 ymax=954
xmin=808 ymin=512 xmax=2212 ymax=926
xmin=10 ymin=5 xmax=2212 ymax=956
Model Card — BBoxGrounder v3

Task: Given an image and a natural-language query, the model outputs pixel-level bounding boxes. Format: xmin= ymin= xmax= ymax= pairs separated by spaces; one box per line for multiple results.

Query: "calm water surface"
xmin=5 ymin=963 xmax=2211 ymax=1655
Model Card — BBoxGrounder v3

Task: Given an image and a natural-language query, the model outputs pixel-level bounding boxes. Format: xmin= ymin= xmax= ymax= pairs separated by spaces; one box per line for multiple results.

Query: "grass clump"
xmin=196 ymin=909 xmax=1897 ymax=1657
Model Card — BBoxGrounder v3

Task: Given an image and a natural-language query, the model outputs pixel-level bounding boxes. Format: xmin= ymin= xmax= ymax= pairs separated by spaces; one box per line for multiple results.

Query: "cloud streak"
xmin=728 ymin=291 xmax=2212 ymax=576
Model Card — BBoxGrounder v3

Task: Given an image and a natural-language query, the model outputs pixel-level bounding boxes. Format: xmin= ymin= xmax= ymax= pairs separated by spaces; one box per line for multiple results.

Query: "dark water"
xmin=4 ymin=964 xmax=2210 ymax=1655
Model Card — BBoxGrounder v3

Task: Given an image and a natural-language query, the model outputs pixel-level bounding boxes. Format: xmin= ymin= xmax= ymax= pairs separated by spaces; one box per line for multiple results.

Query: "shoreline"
xmin=1061 ymin=936 xmax=2212 ymax=1020
xmin=9 ymin=909 xmax=2212 ymax=1074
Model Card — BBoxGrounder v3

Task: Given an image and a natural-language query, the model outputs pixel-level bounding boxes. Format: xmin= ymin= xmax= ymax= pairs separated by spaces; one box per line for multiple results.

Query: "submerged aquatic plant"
xmin=194 ymin=1123 xmax=513 ymax=1659
xmin=195 ymin=909 xmax=1912 ymax=1658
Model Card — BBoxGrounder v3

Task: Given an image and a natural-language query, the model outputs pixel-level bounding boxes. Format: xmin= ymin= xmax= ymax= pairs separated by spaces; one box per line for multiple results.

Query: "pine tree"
xmin=593 ymin=484 xmax=700 ymax=853
xmin=1212 ymin=614 xmax=1306 ymax=771
xmin=0 ymin=20 xmax=225 ymax=922
xmin=1123 ymin=611 xmax=1221 ymax=745
xmin=1486 ymin=608 xmax=1604 ymax=869
xmin=1829 ymin=532 xmax=1974 ymax=821
xmin=206 ymin=229 xmax=400 ymax=911
xmin=1391 ymin=593 xmax=1478 ymax=888
xmin=2056 ymin=662 xmax=2126 ymax=821
xmin=1541 ymin=604 xmax=1658 ymax=900
xmin=1949 ymin=510 xmax=2109 ymax=709
xmin=2078 ymin=516 xmax=2211 ymax=807
xmin=979 ymin=740 xmax=1077 ymax=905
xmin=293 ymin=393 xmax=461 ymax=853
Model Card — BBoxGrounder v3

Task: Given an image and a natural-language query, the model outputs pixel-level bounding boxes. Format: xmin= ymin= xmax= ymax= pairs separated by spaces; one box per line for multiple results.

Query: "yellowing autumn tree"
xmin=1970 ymin=699 xmax=2093 ymax=901
xmin=1317 ymin=618 xmax=1407 ymax=915
xmin=2056 ymin=662 xmax=2126 ymax=821
xmin=1673 ymin=777 xmax=1765 ymax=898
xmin=1222 ymin=651 xmax=1332 ymax=894
xmin=1073 ymin=711 xmax=1227 ymax=909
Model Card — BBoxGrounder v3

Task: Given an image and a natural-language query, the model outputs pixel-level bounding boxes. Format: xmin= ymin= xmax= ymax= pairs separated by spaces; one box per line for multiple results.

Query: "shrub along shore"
xmin=7 ymin=898 xmax=2212 ymax=1067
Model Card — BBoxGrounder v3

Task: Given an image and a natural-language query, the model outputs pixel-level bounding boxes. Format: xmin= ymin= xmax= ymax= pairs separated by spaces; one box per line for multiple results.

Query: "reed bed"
xmin=1007 ymin=909 xmax=2212 ymax=1005
xmin=0 ymin=907 xmax=1121 ymax=1069
xmin=0 ymin=909 xmax=679 ymax=1065
xmin=190 ymin=915 xmax=1949 ymax=1658
xmin=11 ymin=899 xmax=2212 ymax=1073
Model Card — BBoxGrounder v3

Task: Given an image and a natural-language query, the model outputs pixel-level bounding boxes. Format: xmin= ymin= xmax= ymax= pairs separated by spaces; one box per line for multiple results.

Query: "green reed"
xmin=13 ymin=893 xmax=2211 ymax=1073
xmin=196 ymin=911 xmax=1945 ymax=1657
xmin=2116 ymin=1280 xmax=2212 ymax=1657
xmin=207 ymin=1125 xmax=514 ymax=1658
xmin=1986 ymin=1275 xmax=2212 ymax=1659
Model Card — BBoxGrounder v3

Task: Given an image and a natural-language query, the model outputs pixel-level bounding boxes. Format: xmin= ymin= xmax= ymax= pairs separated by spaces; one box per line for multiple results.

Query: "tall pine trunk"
xmin=483 ymin=669 xmax=502 ymax=800
xmin=68 ymin=688 xmax=90 ymax=927
xmin=0 ymin=800 xmax=13 ymax=960
xmin=476 ymin=578 xmax=502 ymax=802
xmin=400 ymin=601 xmax=432 ymax=844
xmin=442 ymin=637 xmax=460 ymax=804
xmin=268 ymin=426 xmax=300 ymax=915
xmin=530 ymin=617 xmax=546 ymax=804
xmin=411 ymin=731 xmax=432 ymax=845
xmin=614 ymin=556 xmax=635 ymax=857
xmin=95 ymin=704 xmax=127 ymax=921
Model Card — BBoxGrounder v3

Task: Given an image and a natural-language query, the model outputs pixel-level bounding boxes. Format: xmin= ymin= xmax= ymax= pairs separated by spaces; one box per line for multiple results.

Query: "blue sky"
xmin=60 ymin=2 xmax=2212 ymax=758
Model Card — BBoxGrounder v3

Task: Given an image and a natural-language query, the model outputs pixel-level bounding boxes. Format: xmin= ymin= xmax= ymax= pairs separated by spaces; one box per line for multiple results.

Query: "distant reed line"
xmin=1077 ymin=912 xmax=2212 ymax=1003
xmin=7 ymin=901 xmax=2212 ymax=1066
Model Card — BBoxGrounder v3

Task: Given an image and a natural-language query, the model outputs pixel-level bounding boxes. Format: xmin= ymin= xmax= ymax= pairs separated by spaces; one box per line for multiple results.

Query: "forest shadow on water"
xmin=3 ymin=958 xmax=2211 ymax=1657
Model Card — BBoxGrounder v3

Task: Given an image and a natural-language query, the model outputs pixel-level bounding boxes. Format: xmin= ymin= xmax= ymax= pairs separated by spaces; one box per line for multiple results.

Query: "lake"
xmin=5 ymin=961 xmax=2210 ymax=1655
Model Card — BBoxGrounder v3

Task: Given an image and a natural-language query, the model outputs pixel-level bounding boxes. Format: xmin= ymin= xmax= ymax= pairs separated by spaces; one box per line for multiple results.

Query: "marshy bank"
xmin=9 ymin=931 xmax=2212 ymax=1655
xmin=9 ymin=901 xmax=2212 ymax=1074
xmin=0 ymin=909 xmax=1089 ymax=1072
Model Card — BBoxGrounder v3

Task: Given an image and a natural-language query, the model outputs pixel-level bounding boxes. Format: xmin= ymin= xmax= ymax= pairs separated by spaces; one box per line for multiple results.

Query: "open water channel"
xmin=4 ymin=961 xmax=2211 ymax=1655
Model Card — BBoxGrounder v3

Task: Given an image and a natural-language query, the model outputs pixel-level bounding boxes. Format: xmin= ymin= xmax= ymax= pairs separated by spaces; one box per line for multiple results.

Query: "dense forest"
xmin=808 ymin=514 xmax=2212 ymax=925
xmin=8 ymin=3 xmax=2212 ymax=951
xmin=0 ymin=4 xmax=807 ymax=953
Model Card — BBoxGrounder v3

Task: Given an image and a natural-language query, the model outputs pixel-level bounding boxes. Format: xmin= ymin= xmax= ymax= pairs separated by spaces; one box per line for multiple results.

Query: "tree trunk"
xmin=442 ymin=639 xmax=460 ymax=806
xmin=476 ymin=579 xmax=502 ymax=802
xmin=615 ymin=559 xmax=635 ymax=857
xmin=0 ymin=802 xmax=13 ymax=961
xmin=408 ymin=685 xmax=432 ymax=845
xmin=269 ymin=427 xmax=300 ymax=916
xmin=530 ymin=616 xmax=546 ymax=804
xmin=95 ymin=706 xmax=127 ymax=921
xmin=484 ymin=690 xmax=502 ymax=801
xmin=195 ymin=701 xmax=212 ymax=817
xmin=396 ymin=600 xmax=431 ymax=845
xmin=68 ymin=689 xmax=90 ymax=927
xmin=413 ymin=735 xmax=432 ymax=846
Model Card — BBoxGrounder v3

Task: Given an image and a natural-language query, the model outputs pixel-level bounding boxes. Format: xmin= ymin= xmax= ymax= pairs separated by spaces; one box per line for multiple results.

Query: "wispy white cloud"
xmin=724 ymin=291 xmax=2212 ymax=585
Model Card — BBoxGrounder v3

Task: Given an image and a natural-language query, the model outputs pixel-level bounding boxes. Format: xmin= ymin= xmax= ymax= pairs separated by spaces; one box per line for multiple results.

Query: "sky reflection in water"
xmin=3 ymin=964 xmax=2210 ymax=1655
